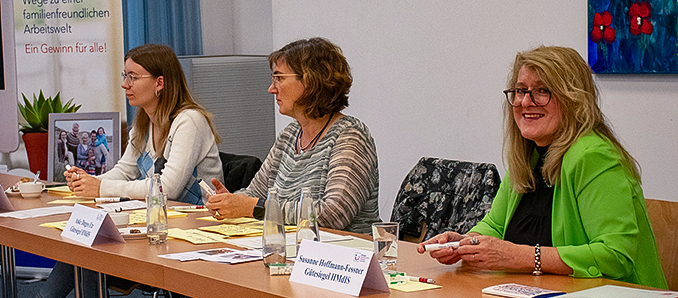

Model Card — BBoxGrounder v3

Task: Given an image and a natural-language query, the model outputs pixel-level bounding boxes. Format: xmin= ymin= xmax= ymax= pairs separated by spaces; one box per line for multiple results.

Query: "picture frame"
xmin=47 ymin=112 xmax=120 ymax=182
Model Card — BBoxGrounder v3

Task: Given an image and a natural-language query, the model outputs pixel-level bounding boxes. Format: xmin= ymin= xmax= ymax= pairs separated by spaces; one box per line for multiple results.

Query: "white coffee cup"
xmin=18 ymin=182 xmax=45 ymax=198
xmin=108 ymin=212 xmax=129 ymax=227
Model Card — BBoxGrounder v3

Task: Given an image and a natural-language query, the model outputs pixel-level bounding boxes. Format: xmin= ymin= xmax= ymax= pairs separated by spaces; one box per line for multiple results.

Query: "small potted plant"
xmin=18 ymin=90 xmax=81 ymax=180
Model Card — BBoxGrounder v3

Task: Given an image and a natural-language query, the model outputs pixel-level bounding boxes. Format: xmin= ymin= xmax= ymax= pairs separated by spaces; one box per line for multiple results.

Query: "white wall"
xmin=200 ymin=0 xmax=272 ymax=55
xmin=271 ymin=1 xmax=678 ymax=221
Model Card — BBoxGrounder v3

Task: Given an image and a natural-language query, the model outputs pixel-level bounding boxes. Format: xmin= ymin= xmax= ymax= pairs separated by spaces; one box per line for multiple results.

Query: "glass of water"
xmin=372 ymin=222 xmax=399 ymax=271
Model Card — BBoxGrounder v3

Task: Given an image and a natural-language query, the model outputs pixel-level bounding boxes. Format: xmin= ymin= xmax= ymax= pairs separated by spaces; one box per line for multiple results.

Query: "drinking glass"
xmin=372 ymin=222 xmax=398 ymax=270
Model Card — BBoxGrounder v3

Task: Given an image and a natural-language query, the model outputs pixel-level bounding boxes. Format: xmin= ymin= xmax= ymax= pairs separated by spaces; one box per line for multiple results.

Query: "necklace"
xmin=297 ymin=114 xmax=333 ymax=153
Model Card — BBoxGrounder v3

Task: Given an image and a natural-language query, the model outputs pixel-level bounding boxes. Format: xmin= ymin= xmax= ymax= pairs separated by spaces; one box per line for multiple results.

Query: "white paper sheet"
xmin=223 ymin=231 xmax=352 ymax=249
xmin=96 ymin=200 xmax=146 ymax=212
xmin=0 ymin=206 xmax=73 ymax=219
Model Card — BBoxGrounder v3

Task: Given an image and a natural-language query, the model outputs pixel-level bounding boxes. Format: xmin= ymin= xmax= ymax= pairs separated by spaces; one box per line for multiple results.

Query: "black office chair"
xmin=218 ymin=152 xmax=263 ymax=193
xmin=391 ymin=157 xmax=501 ymax=242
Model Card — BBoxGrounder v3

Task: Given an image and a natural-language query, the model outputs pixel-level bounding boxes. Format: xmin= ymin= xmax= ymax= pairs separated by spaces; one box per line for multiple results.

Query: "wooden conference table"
xmin=0 ymin=173 xmax=657 ymax=297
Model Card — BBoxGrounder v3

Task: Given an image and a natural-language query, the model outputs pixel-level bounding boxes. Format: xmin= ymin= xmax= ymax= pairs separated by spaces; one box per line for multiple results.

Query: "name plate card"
xmin=0 ymin=185 xmax=15 ymax=211
xmin=61 ymin=204 xmax=125 ymax=246
xmin=290 ymin=239 xmax=389 ymax=296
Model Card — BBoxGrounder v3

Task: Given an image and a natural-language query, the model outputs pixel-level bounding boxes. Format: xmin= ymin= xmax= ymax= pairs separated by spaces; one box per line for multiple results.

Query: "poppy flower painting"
xmin=588 ymin=0 xmax=677 ymax=73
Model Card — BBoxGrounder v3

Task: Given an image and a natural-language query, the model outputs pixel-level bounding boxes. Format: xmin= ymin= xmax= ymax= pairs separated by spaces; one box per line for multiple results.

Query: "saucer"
xmin=20 ymin=192 xmax=42 ymax=198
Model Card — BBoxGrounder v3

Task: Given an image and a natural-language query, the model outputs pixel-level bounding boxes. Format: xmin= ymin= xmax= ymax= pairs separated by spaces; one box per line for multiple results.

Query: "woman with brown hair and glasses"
xmin=41 ymin=44 xmax=223 ymax=297
xmin=64 ymin=44 xmax=223 ymax=204
xmin=206 ymin=37 xmax=381 ymax=234
xmin=418 ymin=46 xmax=666 ymax=289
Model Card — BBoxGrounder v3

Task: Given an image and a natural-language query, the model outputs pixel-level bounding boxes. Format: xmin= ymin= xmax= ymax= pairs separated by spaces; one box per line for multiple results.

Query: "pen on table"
xmin=408 ymin=276 xmax=436 ymax=284
xmin=423 ymin=241 xmax=460 ymax=252
xmin=169 ymin=205 xmax=207 ymax=210
xmin=95 ymin=197 xmax=131 ymax=203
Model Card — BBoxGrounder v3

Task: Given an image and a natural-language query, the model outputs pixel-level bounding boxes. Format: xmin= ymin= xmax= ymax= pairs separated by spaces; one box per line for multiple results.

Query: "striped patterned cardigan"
xmin=238 ymin=115 xmax=381 ymax=234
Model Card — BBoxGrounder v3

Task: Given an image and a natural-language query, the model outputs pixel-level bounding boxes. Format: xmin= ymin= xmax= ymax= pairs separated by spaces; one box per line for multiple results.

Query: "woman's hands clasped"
xmin=64 ymin=167 xmax=101 ymax=197
xmin=417 ymin=232 xmax=531 ymax=271
xmin=205 ymin=178 xmax=258 ymax=220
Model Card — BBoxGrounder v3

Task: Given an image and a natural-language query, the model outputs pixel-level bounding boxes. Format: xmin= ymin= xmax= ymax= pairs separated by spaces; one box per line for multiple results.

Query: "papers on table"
xmin=561 ymin=285 xmax=678 ymax=298
xmin=158 ymin=247 xmax=262 ymax=264
xmin=47 ymin=199 xmax=93 ymax=204
xmin=128 ymin=209 xmax=187 ymax=224
xmin=389 ymin=280 xmax=441 ymax=292
xmin=167 ymin=228 xmax=229 ymax=244
xmin=96 ymin=200 xmax=147 ymax=212
xmin=0 ymin=206 xmax=73 ymax=219
xmin=196 ymin=216 xmax=260 ymax=224
xmin=39 ymin=220 xmax=68 ymax=230
xmin=46 ymin=185 xmax=74 ymax=195
xmin=199 ymin=224 xmax=262 ymax=237
xmin=224 ymin=230 xmax=352 ymax=249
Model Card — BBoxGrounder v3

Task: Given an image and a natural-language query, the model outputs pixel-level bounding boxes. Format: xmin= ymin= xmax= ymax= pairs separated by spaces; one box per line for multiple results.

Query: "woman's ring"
xmin=76 ymin=173 xmax=80 ymax=180
xmin=470 ymin=236 xmax=480 ymax=245
xmin=472 ymin=254 xmax=476 ymax=261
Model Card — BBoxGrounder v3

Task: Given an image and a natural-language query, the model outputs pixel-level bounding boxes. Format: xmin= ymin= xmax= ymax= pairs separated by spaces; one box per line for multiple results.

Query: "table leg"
xmin=1 ymin=245 xmax=17 ymax=298
xmin=74 ymin=266 xmax=84 ymax=298
xmin=97 ymin=271 xmax=108 ymax=298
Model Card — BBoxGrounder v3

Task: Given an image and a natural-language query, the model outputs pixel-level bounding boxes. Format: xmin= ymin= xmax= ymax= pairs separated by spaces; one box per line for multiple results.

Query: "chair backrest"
xmin=391 ymin=157 xmax=501 ymax=242
xmin=645 ymin=198 xmax=678 ymax=291
xmin=218 ymin=152 xmax=263 ymax=193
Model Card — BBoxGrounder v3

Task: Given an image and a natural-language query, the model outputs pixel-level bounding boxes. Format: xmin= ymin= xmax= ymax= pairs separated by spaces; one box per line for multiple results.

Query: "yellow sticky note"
xmin=167 ymin=228 xmax=229 ymax=244
xmin=389 ymin=281 xmax=441 ymax=292
xmin=40 ymin=220 xmax=68 ymax=230
xmin=46 ymin=186 xmax=74 ymax=195
xmin=128 ymin=210 xmax=187 ymax=224
xmin=199 ymin=224 xmax=262 ymax=236
xmin=196 ymin=216 xmax=261 ymax=224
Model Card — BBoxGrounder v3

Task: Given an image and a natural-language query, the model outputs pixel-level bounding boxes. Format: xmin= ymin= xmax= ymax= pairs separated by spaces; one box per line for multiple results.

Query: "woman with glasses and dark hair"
xmin=417 ymin=46 xmax=667 ymax=289
xmin=206 ymin=37 xmax=380 ymax=234
xmin=41 ymin=44 xmax=223 ymax=297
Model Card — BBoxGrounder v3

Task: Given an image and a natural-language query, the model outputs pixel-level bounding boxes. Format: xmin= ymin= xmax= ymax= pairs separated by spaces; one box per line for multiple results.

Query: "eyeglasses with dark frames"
xmin=503 ymin=87 xmax=552 ymax=107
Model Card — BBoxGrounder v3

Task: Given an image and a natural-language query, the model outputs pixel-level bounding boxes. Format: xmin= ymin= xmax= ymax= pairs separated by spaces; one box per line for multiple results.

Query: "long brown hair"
xmin=125 ymin=44 xmax=220 ymax=157
xmin=504 ymin=46 xmax=640 ymax=193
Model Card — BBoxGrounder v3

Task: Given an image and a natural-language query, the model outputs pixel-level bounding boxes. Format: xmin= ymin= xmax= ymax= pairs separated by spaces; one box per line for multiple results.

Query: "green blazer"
xmin=470 ymin=132 xmax=667 ymax=289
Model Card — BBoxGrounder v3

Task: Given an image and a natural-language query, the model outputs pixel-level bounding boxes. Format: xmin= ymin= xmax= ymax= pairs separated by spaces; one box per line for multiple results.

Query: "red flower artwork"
xmin=629 ymin=1 xmax=653 ymax=35
xmin=592 ymin=11 xmax=616 ymax=43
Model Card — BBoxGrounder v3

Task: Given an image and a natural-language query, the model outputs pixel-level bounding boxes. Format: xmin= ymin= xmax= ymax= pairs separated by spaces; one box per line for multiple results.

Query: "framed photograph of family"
xmin=47 ymin=112 xmax=121 ymax=182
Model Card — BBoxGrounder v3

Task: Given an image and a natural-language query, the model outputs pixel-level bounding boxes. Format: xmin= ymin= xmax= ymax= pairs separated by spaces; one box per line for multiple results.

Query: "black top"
xmin=504 ymin=146 xmax=554 ymax=247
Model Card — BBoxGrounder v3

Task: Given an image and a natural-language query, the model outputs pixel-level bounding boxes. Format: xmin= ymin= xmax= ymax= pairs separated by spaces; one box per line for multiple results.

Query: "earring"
xmin=155 ymin=90 xmax=159 ymax=97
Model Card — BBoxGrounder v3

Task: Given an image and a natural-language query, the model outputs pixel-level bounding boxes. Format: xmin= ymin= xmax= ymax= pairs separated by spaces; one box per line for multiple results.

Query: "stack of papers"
xmin=167 ymin=228 xmax=229 ymax=244
xmin=199 ymin=224 xmax=262 ymax=237
xmin=159 ymin=247 xmax=262 ymax=264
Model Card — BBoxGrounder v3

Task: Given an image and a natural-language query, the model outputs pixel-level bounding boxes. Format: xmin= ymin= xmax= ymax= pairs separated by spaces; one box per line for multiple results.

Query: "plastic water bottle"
xmin=147 ymin=173 xmax=168 ymax=244
xmin=262 ymin=188 xmax=286 ymax=267
xmin=296 ymin=187 xmax=319 ymax=253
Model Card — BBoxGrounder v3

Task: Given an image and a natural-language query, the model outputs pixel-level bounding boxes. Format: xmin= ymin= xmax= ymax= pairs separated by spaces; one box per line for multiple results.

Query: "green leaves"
xmin=18 ymin=90 xmax=81 ymax=134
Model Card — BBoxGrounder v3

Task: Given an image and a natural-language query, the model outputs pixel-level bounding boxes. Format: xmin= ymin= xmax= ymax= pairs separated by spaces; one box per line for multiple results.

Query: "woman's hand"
xmin=416 ymin=231 xmax=469 ymax=265
xmin=455 ymin=235 xmax=533 ymax=271
xmin=64 ymin=167 xmax=101 ymax=197
xmin=206 ymin=178 xmax=257 ymax=219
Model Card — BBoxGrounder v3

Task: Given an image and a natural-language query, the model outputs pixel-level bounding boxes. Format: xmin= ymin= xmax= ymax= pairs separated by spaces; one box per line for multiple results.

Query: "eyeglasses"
xmin=121 ymin=72 xmax=154 ymax=87
xmin=271 ymin=73 xmax=300 ymax=86
xmin=503 ymin=87 xmax=552 ymax=107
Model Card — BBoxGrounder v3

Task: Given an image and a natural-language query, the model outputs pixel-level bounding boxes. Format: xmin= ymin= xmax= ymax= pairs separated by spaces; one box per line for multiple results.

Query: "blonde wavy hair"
xmin=503 ymin=46 xmax=640 ymax=193
xmin=125 ymin=44 xmax=220 ymax=157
